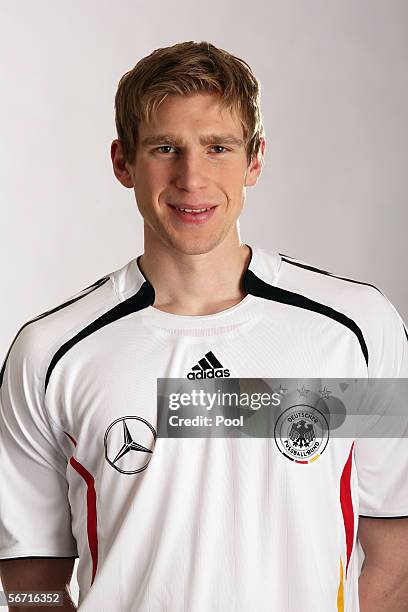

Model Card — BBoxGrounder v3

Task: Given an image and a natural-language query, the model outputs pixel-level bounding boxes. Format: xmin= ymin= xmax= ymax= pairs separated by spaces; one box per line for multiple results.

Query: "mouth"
xmin=167 ymin=203 xmax=217 ymax=224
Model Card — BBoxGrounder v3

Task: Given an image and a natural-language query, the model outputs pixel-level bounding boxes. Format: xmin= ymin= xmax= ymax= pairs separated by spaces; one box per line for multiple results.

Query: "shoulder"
xmin=252 ymin=246 xmax=388 ymax=314
xmin=0 ymin=263 xmax=124 ymax=391
xmin=275 ymin=251 xmax=408 ymax=376
xmin=277 ymin=251 xmax=380 ymax=305
xmin=276 ymin=250 xmax=403 ymax=323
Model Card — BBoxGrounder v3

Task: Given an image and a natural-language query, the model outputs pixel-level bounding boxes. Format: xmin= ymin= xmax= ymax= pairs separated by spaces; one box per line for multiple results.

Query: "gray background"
xmin=1 ymin=0 xmax=407 ymax=605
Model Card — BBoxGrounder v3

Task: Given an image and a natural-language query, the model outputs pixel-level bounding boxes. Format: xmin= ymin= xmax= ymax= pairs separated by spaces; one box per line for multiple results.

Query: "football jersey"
xmin=1 ymin=245 xmax=407 ymax=612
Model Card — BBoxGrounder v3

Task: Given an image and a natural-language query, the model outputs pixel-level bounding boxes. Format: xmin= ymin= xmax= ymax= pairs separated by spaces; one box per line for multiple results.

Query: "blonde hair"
xmin=114 ymin=41 xmax=264 ymax=165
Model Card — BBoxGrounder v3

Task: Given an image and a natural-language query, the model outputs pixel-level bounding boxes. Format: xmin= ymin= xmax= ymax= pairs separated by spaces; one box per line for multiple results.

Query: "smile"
xmin=167 ymin=203 xmax=217 ymax=224
xmin=174 ymin=206 xmax=212 ymax=213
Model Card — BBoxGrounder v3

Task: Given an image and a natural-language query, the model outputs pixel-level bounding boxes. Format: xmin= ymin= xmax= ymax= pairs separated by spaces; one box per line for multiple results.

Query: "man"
xmin=0 ymin=41 xmax=407 ymax=612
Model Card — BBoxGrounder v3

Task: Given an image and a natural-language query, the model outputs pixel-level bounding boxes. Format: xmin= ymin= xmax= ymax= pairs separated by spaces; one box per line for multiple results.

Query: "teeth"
xmin=175 ymin=207 xmax=211 ymax=213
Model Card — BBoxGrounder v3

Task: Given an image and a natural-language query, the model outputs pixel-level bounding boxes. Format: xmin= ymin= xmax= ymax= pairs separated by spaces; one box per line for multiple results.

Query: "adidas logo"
xmin=187 ymin=351 xmax=230 ymax=379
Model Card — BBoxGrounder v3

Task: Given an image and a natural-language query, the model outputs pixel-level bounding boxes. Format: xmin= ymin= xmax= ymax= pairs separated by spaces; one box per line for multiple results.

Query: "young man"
xmin=1 ymin=41 xmax=407 ymax=612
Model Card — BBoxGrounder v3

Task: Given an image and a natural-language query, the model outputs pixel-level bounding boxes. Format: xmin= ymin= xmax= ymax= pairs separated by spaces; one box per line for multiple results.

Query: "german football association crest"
xmin=274 ymin=404 xmax=329 ymax=464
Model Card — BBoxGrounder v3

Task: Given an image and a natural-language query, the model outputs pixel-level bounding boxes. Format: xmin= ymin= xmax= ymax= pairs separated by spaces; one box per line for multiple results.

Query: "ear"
xmin=111 ymin=139 xmax=135 ymax=188
xmin=244 ymin=138 xmax=265 ymax=187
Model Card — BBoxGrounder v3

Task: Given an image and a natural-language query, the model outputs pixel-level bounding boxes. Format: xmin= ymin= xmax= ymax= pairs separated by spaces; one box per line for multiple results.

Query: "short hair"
xmin=114 ymin=40 xmax=264 ymax=166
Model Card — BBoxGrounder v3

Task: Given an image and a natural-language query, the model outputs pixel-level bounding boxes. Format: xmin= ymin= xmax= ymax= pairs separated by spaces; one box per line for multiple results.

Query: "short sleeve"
xmin=0 ymin=324 xmax=78 ymax=559
xmin=354 ymin=289 xmax=408 ymax=518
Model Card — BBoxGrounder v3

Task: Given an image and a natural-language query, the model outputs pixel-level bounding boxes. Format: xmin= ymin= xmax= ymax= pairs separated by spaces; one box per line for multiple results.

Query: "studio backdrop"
xmin=1 ymin=0 xmax=407 ymax=605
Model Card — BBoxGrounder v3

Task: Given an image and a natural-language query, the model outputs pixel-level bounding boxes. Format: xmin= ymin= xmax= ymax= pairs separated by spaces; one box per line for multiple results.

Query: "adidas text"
xmin=187 ymin=369 xmax=230 ymax=380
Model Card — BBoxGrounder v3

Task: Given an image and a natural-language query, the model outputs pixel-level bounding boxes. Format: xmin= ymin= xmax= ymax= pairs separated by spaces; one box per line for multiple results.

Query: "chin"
xmin=166 ymin=233 xmax=225 ymax=256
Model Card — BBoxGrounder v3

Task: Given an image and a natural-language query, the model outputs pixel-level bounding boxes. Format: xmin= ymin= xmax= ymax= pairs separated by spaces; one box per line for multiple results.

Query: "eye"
xmin=210 ymin=145 xmax=228 ymax=153
xmin=155 ymin=145 xmax=177 ymax=154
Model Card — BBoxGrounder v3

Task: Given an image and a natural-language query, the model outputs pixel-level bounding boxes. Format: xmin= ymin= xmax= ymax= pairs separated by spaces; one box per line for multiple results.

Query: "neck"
xmin=138 ymin=233 xmax=251 ymax=316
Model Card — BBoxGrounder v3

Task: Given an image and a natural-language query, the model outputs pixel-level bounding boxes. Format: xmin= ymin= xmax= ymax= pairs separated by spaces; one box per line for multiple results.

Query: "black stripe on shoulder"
xmin=280 ymin=256 xmax=408 ymax=348
xmin=44 ymin=280 xmax=155 ymax=392
xmin=359 ymin=514 xmax=408 ymax=519
xmin=0 ymin=276 xmax=110 ymax=389
xmin=244 ymin=269 xmax=369 ymax=367
xmin=280 ymin=254 xmax=381 ymax=292
xmin=30 ymin=276 xmax=110 ymax=324
xmin=81 ymin=275 xmax=111 ymax=292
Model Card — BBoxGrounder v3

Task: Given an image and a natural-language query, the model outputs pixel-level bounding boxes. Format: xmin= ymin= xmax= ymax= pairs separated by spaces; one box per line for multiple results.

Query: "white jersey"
xmin=1 ymin=245 xmax=407 ymax=612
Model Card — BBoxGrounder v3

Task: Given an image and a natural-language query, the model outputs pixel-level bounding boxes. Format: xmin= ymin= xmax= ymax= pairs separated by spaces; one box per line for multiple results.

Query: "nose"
xmin=173 ymin=151 xmax=208 ymax=192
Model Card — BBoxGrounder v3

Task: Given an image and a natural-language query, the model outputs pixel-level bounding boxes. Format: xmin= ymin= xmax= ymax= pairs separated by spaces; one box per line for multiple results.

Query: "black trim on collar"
xmin=136 ymin=255 xmax=156 ymax=302
xmin=137 ymin=245 xmax=255 ymax=300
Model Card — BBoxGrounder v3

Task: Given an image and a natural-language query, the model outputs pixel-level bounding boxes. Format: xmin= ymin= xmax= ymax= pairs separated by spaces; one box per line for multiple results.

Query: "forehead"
xmin=139 ymin=91 xmax=244 ymax=136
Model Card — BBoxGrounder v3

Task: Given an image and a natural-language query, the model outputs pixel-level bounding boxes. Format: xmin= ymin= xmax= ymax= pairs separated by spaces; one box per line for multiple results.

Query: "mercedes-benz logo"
xmin=104 ymin=416 xmax=157 ymax=474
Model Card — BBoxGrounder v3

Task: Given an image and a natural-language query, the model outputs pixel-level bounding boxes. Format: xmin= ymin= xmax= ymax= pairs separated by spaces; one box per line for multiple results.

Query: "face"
xmin=111 ymin=91 xmax=264 ymax=256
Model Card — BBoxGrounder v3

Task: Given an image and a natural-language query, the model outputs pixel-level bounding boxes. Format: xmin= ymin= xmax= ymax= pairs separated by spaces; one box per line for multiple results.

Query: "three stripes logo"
xmin=187 ymin=351 xmax=230 ymax=379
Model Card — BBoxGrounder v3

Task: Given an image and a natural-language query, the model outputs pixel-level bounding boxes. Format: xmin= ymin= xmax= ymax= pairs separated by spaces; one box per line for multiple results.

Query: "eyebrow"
xmin=141 ymin=133 xmax=245 ymax=148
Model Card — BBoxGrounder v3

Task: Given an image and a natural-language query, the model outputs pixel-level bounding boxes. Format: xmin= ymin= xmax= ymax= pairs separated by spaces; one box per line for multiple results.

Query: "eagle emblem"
xmin=288 ymin=420 xmax=315 ymax=448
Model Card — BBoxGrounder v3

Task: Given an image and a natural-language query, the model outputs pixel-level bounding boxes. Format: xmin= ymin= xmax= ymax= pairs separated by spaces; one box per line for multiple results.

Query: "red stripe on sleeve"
xmin=340 ymin=441 xmax=355 ymax=577
xmin=69 ymin=457 xmax=99 ymax=585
